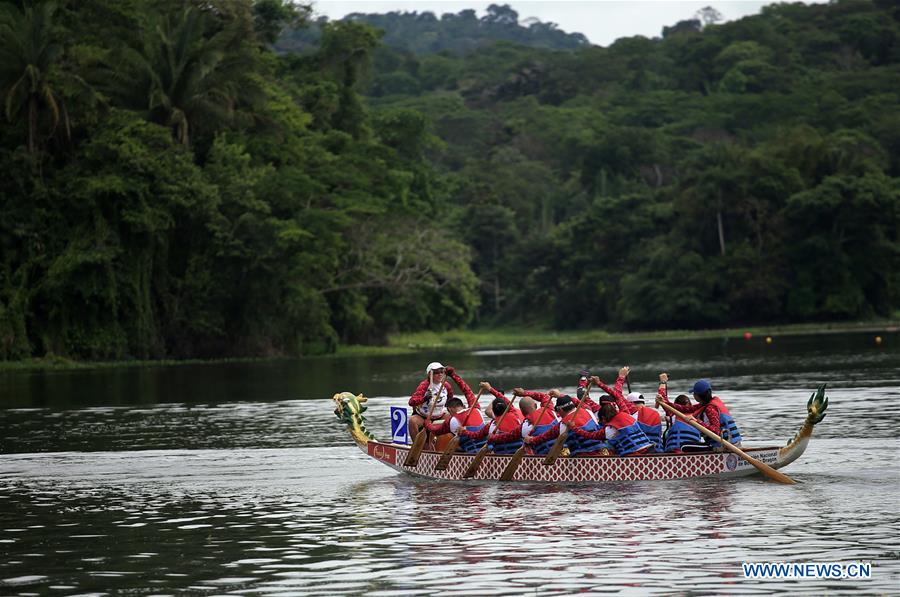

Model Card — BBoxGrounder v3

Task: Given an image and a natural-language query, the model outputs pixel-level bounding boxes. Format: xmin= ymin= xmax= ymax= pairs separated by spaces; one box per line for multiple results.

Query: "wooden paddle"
xmin=403 ymin=372 xmax=442 ymax=467
xmin=434 ymin=388 xmax=484 ymax=471
xmin=656 ymin=400 xmax=796 ymax=485
xmin=462 ymin=391 xmax=518 ymax=479
xmin=543 ymin=381 xmax=592 ymax=466
xmin=500 ymin=394 xmax=551 ymax=481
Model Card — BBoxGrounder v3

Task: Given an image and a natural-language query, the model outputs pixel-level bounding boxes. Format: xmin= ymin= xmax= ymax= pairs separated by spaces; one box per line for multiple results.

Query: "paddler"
xmin=524 ymin=390 xmax=608 ymax=456
xmin=512 ymin=387 xmax=559 ymax=455
xmin=622 ymin=391 xmax=663 ymax=452
xmin=589 ymin=398 xmax=655 ymax=456
xmin=575 ymin=366 xmax=630 ymax=414
xmin=662 ymin=389 xmax=704 ymax=453
xmin=407 ymin=362 xmax=453 ymax=440
xmin=657 ymin=376 xmax=743 ymax=449
xmin=584 ymin=367 xmax=661 ymax=451
xmin=559 ymin=368 xmax=655 ymax=456
xmin=604 ymin=371 xmax=664 ymax=452
xmin=422 ymin=367 xmax=487 ymax=453
xmin=457 ymin=382 xmax=524 ymax=454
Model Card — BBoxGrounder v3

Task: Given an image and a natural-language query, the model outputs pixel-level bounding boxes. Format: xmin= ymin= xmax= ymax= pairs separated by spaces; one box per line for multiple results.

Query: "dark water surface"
xmin=2 ymin=331 xmax=899 ymax=595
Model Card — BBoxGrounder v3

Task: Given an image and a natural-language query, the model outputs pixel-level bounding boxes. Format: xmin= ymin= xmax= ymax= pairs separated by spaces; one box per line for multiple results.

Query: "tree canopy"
xmin=0 ymin=0 xmax=897 ymax=361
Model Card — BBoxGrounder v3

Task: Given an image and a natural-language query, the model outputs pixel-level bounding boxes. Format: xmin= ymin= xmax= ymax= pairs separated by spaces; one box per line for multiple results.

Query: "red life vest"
xmin=454 ymin=407 xmax=485 ymax=427
xmin=636 ymin=407 xmax=661 ymax=426
xmin=495 ymin=408 xmax=523 ymax=433
xmin=706 ymin=397 xmax=731 ymax=416
xmin=607 ymin=411 xmax=638 ymax=429
xmin=527 ymin=407 xmax=557 ymax=426
xmin=698 ymin=396 xmax=742 ymax=446
xmin=562 ymin=408 xmax=594 ymax=429
xmin=605 ymin=411 xmax=654 ymax=455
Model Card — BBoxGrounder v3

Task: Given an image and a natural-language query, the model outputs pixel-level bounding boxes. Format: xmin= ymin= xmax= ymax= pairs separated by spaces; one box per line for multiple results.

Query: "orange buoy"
xmin=744 ymin=332 xmax=753 ymax=340
xmin=766 ymin=336 xmax=773 ymax=344
xmin=875 ymin=336 xmax=883 ymax=345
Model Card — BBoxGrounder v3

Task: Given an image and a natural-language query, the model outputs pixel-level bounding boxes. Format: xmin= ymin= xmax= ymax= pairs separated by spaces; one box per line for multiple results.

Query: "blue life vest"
xmin=530 ymin=422 xmax=559 ymax=455
xmin=637 ymin=421 xmax=663 ymax=452
xmin=705 ymin=411 xmax=742 ymax=448
xmin=489 ymin=436 xmax=523 ymax=454
xmin=459 ymin=423 xmax=488 ymax=453
xmin=565 ymin=417 xmax=608 ymax=456
xmin=606 ymin=413 xmax=654 ymax=456
xmin=664 ymin=419 xmax=703 ymax=452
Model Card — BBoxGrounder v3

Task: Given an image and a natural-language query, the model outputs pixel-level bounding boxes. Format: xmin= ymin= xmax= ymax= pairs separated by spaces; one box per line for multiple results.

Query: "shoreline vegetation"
xmin=1 ymin=2 xmax=897 ymax=365
xmin=2 ymin=319 xmax=895 ymax=372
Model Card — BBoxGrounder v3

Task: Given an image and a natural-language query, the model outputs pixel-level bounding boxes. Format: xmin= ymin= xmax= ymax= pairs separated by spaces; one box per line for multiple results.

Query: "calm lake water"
xmin=2 ymin=331 xmax=899 ymax=595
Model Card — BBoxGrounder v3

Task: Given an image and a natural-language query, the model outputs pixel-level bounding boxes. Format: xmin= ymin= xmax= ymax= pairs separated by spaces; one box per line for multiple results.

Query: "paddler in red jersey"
xmin=511 ymin=387 xmax=559 ymax=455
xmin=657 ymin=376 xmax=743 ymax=449
xmin=662 ymin=390 xmax=704 ymax=453
xmin=407 ymin=362 xmax=453 ymax=441
xmin=622 ymin=391 xmax=663 ymax=452
xmin=423 ymin=367 xmax=487 ymax=453
xmin=523 ymin=390 xmax=607 ymax=456
xmin=592 ymin=398 xmax=656 ymax=456
xmin=575 ymin=366 xmax=629 ymax=414
xmin=560 ymin=368 xmax=654 ymax=456
xmin=456 ymin=382 xmax=524 ymax=454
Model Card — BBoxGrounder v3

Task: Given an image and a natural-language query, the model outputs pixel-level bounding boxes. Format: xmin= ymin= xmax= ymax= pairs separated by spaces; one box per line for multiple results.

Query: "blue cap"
xmin=692 ymin=379 xmax=712 ymax=395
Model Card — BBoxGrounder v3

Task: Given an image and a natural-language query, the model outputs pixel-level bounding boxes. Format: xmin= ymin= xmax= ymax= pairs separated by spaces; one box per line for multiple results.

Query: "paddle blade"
xmin=434 ymin=436 xmax=460 ymax=470
xmin=542 ymin=430 xmax=568 ymax=466
xmin=403 ymin=430 xmax=428 ymax=467
xmin=500 ymin=445 xmax=525 ymax=481
xmin=746 ymin=453 xmax=797 ymax=485
xmin=462 ymin=444 xmax=490 ymax=478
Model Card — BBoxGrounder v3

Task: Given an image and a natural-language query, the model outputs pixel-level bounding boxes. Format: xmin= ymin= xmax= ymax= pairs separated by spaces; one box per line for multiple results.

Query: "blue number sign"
xmin=390 ymin=407 xmax=409 ymax=445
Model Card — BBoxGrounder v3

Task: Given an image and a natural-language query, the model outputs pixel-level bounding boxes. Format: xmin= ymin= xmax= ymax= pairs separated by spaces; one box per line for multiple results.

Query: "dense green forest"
xmin=0 ymin=0 xmax=898 ymax=361
xmin=275 ymin=4 xmax=589 ymax=56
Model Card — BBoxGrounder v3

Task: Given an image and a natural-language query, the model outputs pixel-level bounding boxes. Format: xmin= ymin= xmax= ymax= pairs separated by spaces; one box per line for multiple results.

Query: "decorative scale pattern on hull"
xmin=367 ymin=442 xmax=778 ymax=482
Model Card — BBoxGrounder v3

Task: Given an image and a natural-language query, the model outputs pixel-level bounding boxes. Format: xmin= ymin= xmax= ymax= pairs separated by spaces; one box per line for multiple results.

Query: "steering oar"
xmin=656 ymin=399 xmax=796 ymax=485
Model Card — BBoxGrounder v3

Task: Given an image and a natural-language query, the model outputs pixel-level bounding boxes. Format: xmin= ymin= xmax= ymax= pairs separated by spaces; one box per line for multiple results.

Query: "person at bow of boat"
xmin=512 ymin=387 xmax=559 ymax=455
xmin=656 ymin=376 xmax=743 ymax=450
xmin=456 ymin=382 xmax=525 ymax=454
xmin=407 ymin=362 xmax=454 ymax=441
xmin=662 ymin=389 xmax=704 ymax=453
xmin=524 ymin=392 xmax=608 ymax=456
xmin=425 ymin=367 xmax=487 ymax=453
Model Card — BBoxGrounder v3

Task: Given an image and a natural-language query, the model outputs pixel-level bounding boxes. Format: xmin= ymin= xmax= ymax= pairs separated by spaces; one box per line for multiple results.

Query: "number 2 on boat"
xmin=391 ymin=407 xmax=410 ymax=445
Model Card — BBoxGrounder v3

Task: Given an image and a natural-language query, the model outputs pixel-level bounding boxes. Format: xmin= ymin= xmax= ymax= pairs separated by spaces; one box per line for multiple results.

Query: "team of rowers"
xmin=407 ymin=362 xmax=743 ymax=457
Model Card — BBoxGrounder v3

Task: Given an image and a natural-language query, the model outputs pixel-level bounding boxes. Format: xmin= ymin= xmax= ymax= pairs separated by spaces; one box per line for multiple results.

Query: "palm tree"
xmin=111 ymin=6 xmax=260 ymax=147
xmin=0 ymin=1 xmax=63 ymax=153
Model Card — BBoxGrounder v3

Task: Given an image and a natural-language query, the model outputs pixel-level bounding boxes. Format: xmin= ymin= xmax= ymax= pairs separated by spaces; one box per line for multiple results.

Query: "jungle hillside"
xmin=0 ymin=0 xmax=898 ymax=361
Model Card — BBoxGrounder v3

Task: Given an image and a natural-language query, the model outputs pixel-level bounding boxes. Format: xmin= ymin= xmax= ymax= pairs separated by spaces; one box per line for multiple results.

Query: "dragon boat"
xmin=333 ymin=385 xmax=828 ymax=483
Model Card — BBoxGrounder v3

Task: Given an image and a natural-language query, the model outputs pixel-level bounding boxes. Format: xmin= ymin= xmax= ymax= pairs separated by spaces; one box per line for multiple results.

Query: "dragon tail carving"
xmin=783 ymin=383 xmax=828 ymax=451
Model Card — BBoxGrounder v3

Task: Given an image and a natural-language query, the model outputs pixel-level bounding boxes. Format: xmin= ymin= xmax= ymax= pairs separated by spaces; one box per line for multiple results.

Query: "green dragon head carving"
xmin=333 ymin=391 xmax=376 ymax=448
